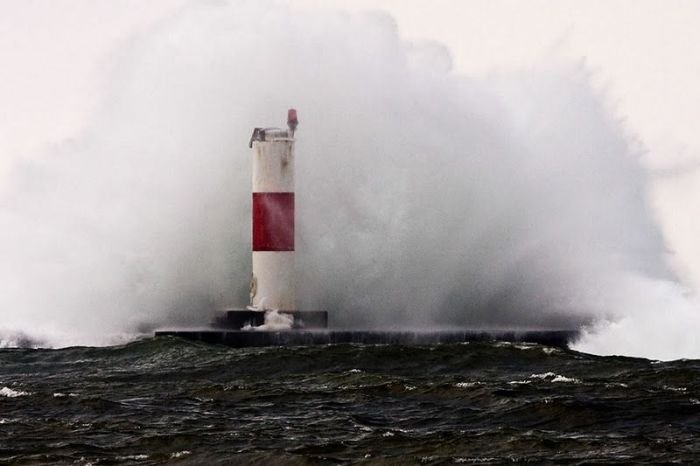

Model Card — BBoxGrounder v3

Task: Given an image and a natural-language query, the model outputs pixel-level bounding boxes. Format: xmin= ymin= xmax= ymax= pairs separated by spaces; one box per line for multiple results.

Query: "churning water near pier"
xmin=1 ymin=338 xmax=699 ymax=464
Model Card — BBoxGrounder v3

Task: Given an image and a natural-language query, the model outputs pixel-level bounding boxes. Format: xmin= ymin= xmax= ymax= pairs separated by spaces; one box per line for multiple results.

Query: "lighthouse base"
xmin=212 ymin=309 xmax=328 ymax=330
xmin=154 ymin=329 xmax=579 ymax=349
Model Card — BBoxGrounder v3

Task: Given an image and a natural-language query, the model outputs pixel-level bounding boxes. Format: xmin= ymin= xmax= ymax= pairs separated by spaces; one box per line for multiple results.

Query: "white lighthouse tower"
xmin=249 ymin=109 xmax=298 ymax=312
xmin=208 ymin=109 xmax=327 ymax=330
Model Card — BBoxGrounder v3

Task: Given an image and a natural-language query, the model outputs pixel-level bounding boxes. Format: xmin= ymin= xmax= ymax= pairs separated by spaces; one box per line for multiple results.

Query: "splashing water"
xmin=242 ymin=310 xmax=294 ymax=332
xmin=0 ymin=1 xmax=697 ymax=357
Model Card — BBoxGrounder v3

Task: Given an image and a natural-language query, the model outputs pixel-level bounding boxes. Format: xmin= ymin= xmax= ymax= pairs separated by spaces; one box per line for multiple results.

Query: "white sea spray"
xmin=0 ymin=1 xmax=696 ymax=359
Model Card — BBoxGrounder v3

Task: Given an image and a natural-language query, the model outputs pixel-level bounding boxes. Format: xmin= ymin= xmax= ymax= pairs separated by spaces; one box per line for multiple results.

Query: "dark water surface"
xmin=1 ymin=338 xmax=699 ymax=464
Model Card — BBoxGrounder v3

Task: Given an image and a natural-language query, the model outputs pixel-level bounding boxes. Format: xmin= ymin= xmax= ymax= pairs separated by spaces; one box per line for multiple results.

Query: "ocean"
xmin=1 ymin=338 xmax=699 ymax=464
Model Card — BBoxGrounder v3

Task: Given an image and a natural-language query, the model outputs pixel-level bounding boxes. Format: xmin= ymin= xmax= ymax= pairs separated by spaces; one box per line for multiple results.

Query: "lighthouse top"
xmin=248 ymin=109 xmax=299 ymax=147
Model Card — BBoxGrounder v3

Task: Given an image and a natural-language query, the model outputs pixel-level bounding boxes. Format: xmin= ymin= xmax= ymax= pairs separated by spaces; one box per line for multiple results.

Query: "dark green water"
xmin=1 ymin=338 xmax=699 ymax=464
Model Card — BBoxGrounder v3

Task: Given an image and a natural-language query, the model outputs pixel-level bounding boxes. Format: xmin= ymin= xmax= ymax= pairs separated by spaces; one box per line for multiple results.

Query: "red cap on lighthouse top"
xmin=287 ymin=108 xmax=298 ymax=132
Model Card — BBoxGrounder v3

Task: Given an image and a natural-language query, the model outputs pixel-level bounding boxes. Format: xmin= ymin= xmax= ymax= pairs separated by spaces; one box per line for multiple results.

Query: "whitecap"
xmin=604 ymin=382 xmax=629 ymax=388
xmin=453 ymin=457 xmax=498 ymax=464
xmin=663 ymin=385 xmax=687 ymax=393
xmin=455 ymin=382 xmax=482 ymax=388
xmin=529 ymin=372 xmax=580 ymax=383
xmin=551 ymin=375 xmax=580 ymax=383
xmin=0 ymin=386 xmax=30 ymax=398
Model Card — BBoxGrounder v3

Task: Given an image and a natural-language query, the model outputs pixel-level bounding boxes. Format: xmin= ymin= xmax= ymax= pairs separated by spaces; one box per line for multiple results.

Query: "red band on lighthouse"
xmin=252 ymin=192 xmax=295 ymax=251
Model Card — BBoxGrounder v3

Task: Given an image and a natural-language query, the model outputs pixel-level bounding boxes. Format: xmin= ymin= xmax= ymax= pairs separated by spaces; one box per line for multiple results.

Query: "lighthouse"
xmin=209 ymin=109 xmax=327 ymax=331
xmin=249 ymin=109 xmax=298 ymax=312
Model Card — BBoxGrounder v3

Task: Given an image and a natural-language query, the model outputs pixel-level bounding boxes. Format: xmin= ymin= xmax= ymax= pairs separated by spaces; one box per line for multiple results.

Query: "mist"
xmin=0 ymin=1 xmax=696 ymax=357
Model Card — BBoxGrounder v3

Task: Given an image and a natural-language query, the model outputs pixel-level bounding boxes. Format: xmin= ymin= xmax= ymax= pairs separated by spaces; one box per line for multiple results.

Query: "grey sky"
xmin=1 ymin=0 xmax=698 ymax=289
